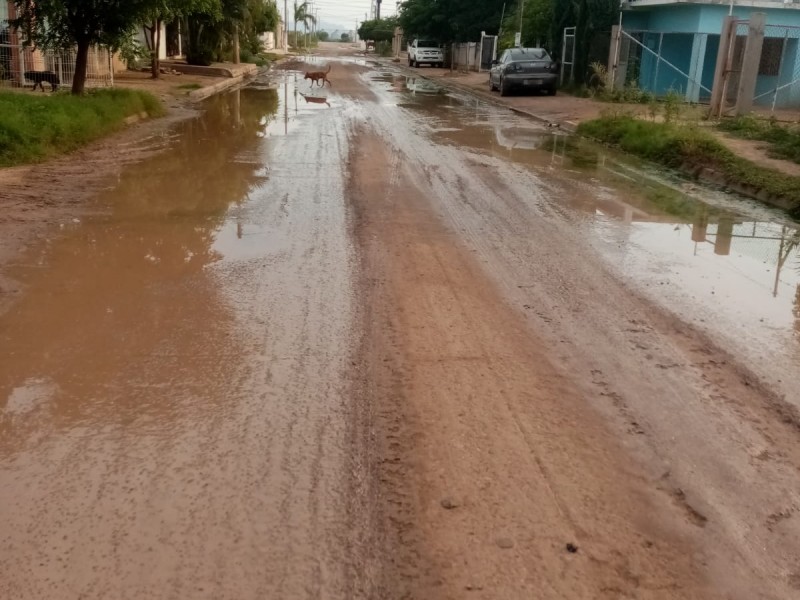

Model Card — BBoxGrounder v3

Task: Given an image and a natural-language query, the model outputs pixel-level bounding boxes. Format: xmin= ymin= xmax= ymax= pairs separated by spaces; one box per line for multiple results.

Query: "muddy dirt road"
xmin=2 ymin=48 xmax=800 ymax=599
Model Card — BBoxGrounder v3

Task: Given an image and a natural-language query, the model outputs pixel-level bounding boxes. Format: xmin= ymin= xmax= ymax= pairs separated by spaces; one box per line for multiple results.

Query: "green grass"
xmin=718 ymin=115 xmax=800 ymax=165
xmin=577 ymin=115 xmax=800 ymax=215
xmin=0 ymin=88 xmax=164 ymax=167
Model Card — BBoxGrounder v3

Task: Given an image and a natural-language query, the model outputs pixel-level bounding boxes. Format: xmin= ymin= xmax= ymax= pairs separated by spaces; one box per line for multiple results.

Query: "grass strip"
xmin=577 ymin=115 xmax=800 ymax=215
xmin=718 ymin=115 xmax=800 ymax=165
xmin=0 ymin=88 xmax=164 ymax=167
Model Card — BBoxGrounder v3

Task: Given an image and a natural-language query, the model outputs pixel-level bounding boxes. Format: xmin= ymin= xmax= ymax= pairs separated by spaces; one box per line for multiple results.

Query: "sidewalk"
xmin=394 ymin=60 xmax=800 ymax=181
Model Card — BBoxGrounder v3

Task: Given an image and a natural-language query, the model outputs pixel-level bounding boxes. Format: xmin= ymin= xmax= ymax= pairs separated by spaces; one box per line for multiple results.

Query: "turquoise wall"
xmin=623 ymin=4 xmax=800 ymax=106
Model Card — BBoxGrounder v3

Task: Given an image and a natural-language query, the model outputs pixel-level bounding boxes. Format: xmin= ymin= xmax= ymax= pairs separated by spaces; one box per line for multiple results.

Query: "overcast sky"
xmin=281 ymin=0 xmax=398 ymax=32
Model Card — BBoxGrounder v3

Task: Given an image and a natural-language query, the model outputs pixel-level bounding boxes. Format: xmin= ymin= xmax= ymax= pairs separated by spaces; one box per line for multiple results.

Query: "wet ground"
xmin=2 ymin=51 xmax=800 ymax=599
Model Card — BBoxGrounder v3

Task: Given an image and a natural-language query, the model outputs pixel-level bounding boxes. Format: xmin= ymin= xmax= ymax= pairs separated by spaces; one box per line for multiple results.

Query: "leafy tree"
xmin=293 ymin=1 xmax=315 ymax=48
xmin=340 ymin=32 xmax=351 ymax=42
xmin=183 ymin=0 xmax=277 ymax=65
xmin=357 ymin=17 xmax=398 ymax=43
xmin=11 ymin=0 xmax=149 ymax=94
xmin=317 ymin=30 xmax=329 ymax=42
xmin=141 ymin=0 xmax=219 ymax=79
xmin=398 ymin=0 xmax=505 ymax=42
xmin=548 ymin=0 xmax=618 ymax=85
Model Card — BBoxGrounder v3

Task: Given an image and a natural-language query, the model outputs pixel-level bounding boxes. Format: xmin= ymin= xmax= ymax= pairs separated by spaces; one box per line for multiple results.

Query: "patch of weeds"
xmin=0 ymin=88 xmax=164 ymax=166
xmin=578 ymin=114 xmax=800 ymax=211
xmin=718 ymin=115 xmax=800 ymax=165
xmin=662 ymin=90 xmax=683 ymax=124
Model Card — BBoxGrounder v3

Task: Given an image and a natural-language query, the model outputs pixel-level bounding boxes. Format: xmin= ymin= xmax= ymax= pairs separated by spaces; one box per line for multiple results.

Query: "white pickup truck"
xmin=407 ymin=39 xmax=444 ymax=68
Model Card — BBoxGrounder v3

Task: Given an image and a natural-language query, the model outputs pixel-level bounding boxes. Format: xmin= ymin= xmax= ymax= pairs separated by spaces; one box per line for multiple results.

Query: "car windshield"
xmin=510 ymin=48 xmax=549 ymax=61
xmin=419 ymin=41 xmax=438 ymax=48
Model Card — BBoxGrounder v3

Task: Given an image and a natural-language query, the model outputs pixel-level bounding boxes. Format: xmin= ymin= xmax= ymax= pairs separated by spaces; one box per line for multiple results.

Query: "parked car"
xmin=407 ymin=39 xmax=444 ymax=68
xmin=489 ymin=47 xmax=558 ymax=96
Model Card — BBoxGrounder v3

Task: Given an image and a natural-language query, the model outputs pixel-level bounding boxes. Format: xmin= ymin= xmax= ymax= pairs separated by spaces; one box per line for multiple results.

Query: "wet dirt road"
xmin=2 ymin=51 xmax=800 ymax=599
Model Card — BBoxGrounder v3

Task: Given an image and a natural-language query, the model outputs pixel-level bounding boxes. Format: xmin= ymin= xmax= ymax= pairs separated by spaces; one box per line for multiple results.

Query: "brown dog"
xmin=304 ymin=63 xmax=331 ymax=87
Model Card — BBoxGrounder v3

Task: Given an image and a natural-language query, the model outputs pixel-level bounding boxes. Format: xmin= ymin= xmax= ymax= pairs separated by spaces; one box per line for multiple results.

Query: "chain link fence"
xmin=0 ymin=43 xmax=114 ymax=91
xmin=753 ymin=23 xmax=800 ymax=112
xmin=613 ymin=29 xmax=714 ymax=101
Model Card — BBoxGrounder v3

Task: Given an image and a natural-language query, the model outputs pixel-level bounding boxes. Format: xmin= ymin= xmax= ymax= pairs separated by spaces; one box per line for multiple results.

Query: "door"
xmin=481 ymin=36 xmax=497 ymax=70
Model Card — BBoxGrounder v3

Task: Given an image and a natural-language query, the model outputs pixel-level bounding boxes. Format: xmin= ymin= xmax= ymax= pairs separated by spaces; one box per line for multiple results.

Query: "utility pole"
xmin=517 ymin=0 xmax=524 ymax=46
xmin=284 ymin=0 xmax=288 ymax=50
xmin=377 ymin=0 xmax=382 ymax=20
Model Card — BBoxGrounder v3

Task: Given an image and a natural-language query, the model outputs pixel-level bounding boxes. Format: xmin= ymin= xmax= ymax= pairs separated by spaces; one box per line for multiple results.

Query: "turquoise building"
xmin=622 ymin=0 xmax=800 ymax=106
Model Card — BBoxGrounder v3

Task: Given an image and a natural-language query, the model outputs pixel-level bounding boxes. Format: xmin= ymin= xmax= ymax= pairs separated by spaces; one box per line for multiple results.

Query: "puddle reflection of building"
xmin=691 ymin=210 xmax=800 ymax=298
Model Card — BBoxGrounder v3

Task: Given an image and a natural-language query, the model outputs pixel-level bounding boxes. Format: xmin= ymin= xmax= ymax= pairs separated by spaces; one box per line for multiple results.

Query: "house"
xmin=621 ymin=0 xmax=800 ymax=107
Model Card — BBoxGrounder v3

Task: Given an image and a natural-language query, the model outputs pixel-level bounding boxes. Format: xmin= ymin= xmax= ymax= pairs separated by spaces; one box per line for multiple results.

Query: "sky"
xmin=281 ymin=0 xmax=398 ymax=33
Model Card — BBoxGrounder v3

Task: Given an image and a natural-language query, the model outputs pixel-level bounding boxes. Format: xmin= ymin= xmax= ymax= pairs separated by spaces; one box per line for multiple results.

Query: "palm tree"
xmin=293 ymin=1 xmax=316 ymax=48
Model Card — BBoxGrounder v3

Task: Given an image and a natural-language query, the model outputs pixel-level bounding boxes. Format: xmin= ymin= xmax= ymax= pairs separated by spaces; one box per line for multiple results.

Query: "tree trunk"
xmin=72 ymin=39 xmax=90 ymax=95
xmin=151 ymin=18 xmax=162 ymax=79
xmin=233 ymin=24 xmax=240 ymax=64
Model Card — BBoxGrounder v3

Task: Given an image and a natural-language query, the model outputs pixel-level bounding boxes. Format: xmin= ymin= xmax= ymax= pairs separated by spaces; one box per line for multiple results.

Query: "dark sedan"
xmin=489 ymin=48 xmax=559 ymax=96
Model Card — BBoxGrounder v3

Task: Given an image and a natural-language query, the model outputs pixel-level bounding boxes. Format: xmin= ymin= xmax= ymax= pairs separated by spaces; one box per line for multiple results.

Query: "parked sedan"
xmin=489 ymin=48 xmax=558 ymax=96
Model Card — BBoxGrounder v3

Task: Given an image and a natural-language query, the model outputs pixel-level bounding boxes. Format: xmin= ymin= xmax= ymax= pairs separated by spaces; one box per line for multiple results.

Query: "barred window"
xmin=759 ymin=38 xmax=784 ymax=76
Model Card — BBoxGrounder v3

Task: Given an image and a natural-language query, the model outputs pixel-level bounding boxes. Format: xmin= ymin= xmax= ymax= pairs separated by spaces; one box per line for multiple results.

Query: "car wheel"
xmin=547 ymin=87 xmax=557 ymax=96
xmin=500 ymin=77 xmax=510 ymax=97
xmin=489 ymin=77 xmax=497 ymax=92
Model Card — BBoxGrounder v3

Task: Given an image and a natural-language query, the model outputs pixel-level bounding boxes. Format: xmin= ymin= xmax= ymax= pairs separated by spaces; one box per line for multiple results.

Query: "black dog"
xmin=24 ymin=71 xmax=60 ymax=92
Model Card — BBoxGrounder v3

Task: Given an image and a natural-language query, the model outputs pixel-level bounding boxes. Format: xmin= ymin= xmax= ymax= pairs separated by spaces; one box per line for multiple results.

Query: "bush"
xmin=578 ymin=115 xmax=800 ymax=210
xmin=0 ymin=89 xmax=164 ymax=166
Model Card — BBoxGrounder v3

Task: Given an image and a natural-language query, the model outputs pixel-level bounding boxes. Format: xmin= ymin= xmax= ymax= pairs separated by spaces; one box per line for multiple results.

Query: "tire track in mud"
xmin=346 ymin=124 xmax=715 ymax=599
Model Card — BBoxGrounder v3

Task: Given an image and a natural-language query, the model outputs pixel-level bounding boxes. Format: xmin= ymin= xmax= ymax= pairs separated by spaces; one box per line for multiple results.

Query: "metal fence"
xmin=0 ymin=43 xmax=114 ymax=91
xmin=611 ymin=29 xmax=713 ymax=102
xmin=753 ymin=23 xmax=800 ymax=112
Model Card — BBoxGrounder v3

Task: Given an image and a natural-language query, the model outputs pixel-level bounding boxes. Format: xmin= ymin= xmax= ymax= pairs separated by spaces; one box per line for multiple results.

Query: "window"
xmin=510 ymin=48 xmax=550 ymax=61
xmin=759 ymin=37 xmax=784 ymax=76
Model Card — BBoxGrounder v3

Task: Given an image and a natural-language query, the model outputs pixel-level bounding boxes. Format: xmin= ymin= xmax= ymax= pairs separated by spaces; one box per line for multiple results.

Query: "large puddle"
xmin=0 ymin=77 xmax=334 ymax=442
xmin=369 ymin=69 xmax=800 ymax=402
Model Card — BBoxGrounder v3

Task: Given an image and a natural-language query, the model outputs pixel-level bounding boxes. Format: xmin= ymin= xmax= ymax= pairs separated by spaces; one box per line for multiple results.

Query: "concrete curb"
xmin=188 ymin=75 xmax=249 ymax=101
xmin=162 ymin=61 xmax=259 ymax=79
